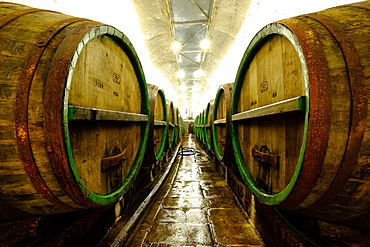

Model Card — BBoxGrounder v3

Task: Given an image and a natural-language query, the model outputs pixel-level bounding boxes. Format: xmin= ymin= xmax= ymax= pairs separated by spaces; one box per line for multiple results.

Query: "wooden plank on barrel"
xmin=231 ymin=96 xmax=306 ymax=122
xmin=154 ymin=120 xmax=166 ymax=126
xmin=68 ymin=106 xmax=148 ymax=122
xmin=255 ymin=40 xmax=273 ymax=193
xmin=213 ymin=118 xmax=226 ymax=125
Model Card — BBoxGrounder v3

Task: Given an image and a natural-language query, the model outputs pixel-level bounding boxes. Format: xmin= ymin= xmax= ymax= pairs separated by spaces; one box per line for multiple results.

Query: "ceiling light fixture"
xmin=200 ymin=39 xmax=210 ymax=50
xmin=194 ymin=69 xmax=204 ymax=78
xmin=176 ymin=70 xmax=185 ymax=79
xmin=171 ymin=41 xmax=181 ymax=52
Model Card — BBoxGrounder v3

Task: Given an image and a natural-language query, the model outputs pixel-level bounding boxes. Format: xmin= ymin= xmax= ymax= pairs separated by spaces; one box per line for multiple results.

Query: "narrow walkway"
xmin=123 ymin=134 xmax=264 ymax=246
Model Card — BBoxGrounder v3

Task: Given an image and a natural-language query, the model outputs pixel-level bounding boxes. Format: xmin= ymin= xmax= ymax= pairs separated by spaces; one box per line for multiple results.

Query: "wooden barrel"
xmin=196 ymin=113 xmax=202 ymax=141
xmin=144 ymin=84 xmax=168 ymax=163
xmin=212 ymin=83 xmax=235 ymax=164
xmin=200 ymin=109 xmax=206 ymax=144
xmin=231 ymin=1 xmax=370 ymax=228
xmin=0 ymin=2 xmax=149 ymax=220
xmin=166 ymin=100 xmax=175 ymax=149
xmin=194 ymin=115 xmax=199 ymax=138
xmin=204 ymin=101 xmax=214 ymax=150
xmin=174 ymin=108 xmax=184 ymax=143
xmin=180 ymin=117 xmax=185 ymax=140
xmin=195 ymin=115 xmax=201 ymax=139
xmin=177 ymin=110 xmax=184 ymax=142
xmin=173 ymin=107 xmax=180 ymax=144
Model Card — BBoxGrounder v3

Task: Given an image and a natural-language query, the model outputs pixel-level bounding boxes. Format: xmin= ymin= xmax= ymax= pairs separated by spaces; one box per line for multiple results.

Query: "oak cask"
xmin=0 ymin=2 xmax=149 ymax=219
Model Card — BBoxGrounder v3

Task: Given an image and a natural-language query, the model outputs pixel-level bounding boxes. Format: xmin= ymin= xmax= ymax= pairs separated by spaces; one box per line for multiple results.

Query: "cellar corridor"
xmin=100 ymin=134 xmax=264 ymax=246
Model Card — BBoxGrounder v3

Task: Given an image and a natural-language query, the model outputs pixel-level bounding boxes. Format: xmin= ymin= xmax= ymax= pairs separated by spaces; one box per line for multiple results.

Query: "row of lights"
xmin=173 ymin=39 xmax=211 ymax=107
xmin=172 ymin=39 xmax=210 ymax=79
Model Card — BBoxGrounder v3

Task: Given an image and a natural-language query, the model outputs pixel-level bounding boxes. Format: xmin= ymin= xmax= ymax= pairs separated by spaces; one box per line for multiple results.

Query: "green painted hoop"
xmin=155 ymin=88 xmax=168 ymax=160
xmin=62 ymin=25 xmax=150 ymax=205
xmin=230 ymin=23 xmax=309 ymax=205
xmin=205 ymin=102 xmax=213 ymax=150
xmin=212 ymin=86 xmax=225 ymax=161
xmin=167 ymin=101 xmax=175 ymax=149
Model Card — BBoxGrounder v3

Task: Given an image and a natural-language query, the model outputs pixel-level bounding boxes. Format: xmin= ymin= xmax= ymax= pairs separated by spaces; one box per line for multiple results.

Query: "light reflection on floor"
xmin=123 ymin=134 xmax=264 ymax=246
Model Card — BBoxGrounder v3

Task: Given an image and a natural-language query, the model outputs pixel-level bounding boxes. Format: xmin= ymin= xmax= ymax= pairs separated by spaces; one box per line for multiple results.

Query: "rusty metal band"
xmin=0 ymin=8 xmax=42 ymax=28
xmin=298 ymin=2 xmax=370 ymax=227
xmin=277 ymin=18 xmax=332 ymax=210
xmin=298 ymin=13 xmax=367 ymax=215
xmin=15 ymin=17 xmax=88 ymax=211
xmin=44 ymin=21 xmax=102 ymax=207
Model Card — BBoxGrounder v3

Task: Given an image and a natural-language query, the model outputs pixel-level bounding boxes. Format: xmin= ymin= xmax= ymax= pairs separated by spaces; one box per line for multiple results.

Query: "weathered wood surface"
xmin=0 ymin=2 xmax=148 ymax=219
xmin=231 ymin=1 xmax=370 ymax=227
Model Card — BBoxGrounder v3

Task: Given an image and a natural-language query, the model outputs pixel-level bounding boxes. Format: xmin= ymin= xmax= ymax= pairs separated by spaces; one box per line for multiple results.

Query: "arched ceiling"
xmin=131 ymin=0 xmax=362 ymax=119
xmin=131 ymin=0 xmax=252 ymax=117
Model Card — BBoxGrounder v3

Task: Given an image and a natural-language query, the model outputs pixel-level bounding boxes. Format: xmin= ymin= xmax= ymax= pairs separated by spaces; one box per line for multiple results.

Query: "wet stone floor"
xmin=124 ymin=134 xmax=264 ymax=246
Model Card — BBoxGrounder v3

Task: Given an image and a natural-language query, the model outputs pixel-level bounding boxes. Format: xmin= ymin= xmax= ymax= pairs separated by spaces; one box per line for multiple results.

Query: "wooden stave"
xmin=231 ymin=2 xmax=370 ymax=226
xmin=0 ymin=2 xmax=149 ymax=219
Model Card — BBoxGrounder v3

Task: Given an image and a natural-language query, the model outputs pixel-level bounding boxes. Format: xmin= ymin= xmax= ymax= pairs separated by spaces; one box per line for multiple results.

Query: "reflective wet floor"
xmin=122 ymin=134 xmax=264 ymax=246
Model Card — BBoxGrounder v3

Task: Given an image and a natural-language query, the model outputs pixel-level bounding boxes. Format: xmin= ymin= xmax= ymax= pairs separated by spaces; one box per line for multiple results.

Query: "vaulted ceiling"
xmin=131 ymin=0 xmax=251 ymax=117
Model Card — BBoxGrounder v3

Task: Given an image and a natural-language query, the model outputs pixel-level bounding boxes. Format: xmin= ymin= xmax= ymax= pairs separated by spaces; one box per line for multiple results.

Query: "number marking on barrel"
xmin=260 ymin=81 xmax=268 ymax=92
xmin=113 ymin=72 xmax=121 ymax=84
xmin=95 ymin=80 xmax=104 ymax=89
